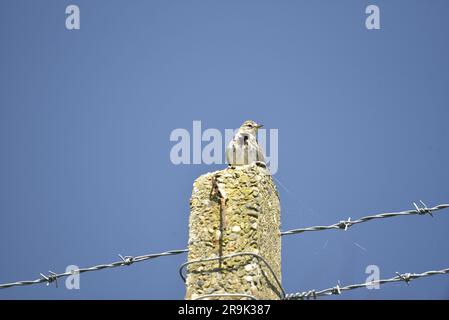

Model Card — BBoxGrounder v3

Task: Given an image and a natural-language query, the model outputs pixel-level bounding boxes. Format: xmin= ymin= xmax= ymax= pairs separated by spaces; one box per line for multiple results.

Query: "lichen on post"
xmin=185 ymin=162 xmax=281 ymax=300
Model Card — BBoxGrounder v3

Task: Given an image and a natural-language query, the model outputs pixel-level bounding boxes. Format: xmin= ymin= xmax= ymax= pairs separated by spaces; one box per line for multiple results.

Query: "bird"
xmin=226 ymin=120 xmax=265 ymax=166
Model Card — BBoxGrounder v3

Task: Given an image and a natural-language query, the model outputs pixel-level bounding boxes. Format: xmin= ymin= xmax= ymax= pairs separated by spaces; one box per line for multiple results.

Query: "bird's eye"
xmin=248 ymin=124 xmax=253 ymax=128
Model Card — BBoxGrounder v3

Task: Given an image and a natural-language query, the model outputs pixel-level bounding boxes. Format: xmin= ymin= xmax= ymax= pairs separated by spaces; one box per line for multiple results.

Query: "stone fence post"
xmin=185 ymin=162 xmax=282 ymax=300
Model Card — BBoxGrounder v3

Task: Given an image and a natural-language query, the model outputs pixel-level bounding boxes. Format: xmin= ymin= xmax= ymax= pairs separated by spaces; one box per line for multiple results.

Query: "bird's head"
xmin=239 ymin=120 xmax=263 ymax=135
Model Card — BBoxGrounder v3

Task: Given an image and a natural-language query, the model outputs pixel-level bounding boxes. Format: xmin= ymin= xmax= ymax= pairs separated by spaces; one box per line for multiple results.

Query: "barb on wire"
xmin=281 ymin=202 xmax=449 ymax=236
xmin=1 ymin=201 xmax=448 ymax=291
xmin=284 ymin=267 xmax=449 ymax=299
xmin=40 ymin=271 xmax=58 ymax=288
xmin=0 ymin=248 xmax=188 ymax=289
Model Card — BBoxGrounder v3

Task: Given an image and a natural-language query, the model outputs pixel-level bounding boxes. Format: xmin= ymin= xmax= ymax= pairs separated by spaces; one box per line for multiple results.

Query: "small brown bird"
xmin=226 ymin=120 xmax=265 ymax=166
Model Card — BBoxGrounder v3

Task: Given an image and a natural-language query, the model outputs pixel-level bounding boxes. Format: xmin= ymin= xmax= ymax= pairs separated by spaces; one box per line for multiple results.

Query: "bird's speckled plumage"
xmin=226 ymin=120 xmax=265 ymax=166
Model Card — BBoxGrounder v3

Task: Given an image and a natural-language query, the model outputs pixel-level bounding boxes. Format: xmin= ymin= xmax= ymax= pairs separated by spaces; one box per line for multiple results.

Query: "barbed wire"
xmin=0 ymin=248 xmax=188 ymax=289
xmin=281 ymin=201 xmax=449 ymax=236
xmin=284 ymin=267 xmax=449 ymax=300
xmin=1 ymin=201 xmax=448 ymax=290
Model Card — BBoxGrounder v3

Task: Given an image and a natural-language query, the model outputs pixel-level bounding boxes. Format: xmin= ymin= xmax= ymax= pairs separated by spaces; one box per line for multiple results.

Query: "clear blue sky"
xmin=1 ymin=0 xmax=448 ymax=299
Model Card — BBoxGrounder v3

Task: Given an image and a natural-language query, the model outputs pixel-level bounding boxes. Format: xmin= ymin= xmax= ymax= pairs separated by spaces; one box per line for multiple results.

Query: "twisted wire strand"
xmin=281 ymin=202 xmax=449 ymax=236
xmin=284 ymin=267 xmax=449 ymax=300
xmin=1 ymin=202 xmax=448 ymax=290
xmin=0 ymin=248 xmax=188 ymax=289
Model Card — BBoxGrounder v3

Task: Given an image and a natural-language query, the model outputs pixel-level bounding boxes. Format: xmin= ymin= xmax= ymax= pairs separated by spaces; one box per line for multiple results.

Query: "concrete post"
xmin=185 ymin=162 xmax=281 ymax=300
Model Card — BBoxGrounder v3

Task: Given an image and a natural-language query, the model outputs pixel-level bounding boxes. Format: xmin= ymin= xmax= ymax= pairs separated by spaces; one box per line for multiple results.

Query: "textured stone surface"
xmin=185 ymin=162 xmax=281 ymax=300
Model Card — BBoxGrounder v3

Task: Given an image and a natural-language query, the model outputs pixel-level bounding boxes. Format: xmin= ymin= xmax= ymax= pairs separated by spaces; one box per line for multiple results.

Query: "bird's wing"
xmin=256 ymin=143 xmax=265 ymax=163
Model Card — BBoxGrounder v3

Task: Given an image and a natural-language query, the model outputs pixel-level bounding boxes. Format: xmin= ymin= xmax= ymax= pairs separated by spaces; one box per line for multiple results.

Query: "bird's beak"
xmin=256 ymin=124 xmax=263 ymax=129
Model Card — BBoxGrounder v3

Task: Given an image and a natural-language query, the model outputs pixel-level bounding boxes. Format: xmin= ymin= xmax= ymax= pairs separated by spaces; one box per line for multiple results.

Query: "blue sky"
xmin=0 ymin=0 xmax=448 ymax=299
